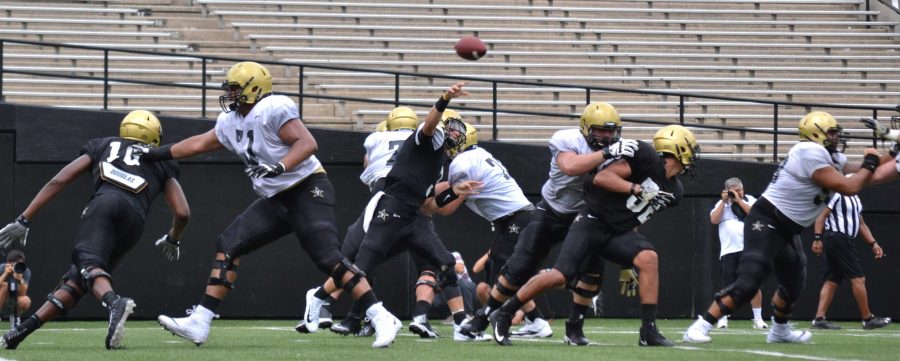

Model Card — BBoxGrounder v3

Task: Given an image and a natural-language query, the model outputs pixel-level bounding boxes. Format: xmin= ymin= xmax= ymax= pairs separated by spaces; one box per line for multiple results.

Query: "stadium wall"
xmin=0 ymin=104 xmax=896 ymax=322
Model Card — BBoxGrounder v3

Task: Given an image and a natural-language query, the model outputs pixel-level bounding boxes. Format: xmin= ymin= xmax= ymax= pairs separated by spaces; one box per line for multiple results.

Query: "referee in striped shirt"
xmin=810 ymin=192 xmax=890 ymax=330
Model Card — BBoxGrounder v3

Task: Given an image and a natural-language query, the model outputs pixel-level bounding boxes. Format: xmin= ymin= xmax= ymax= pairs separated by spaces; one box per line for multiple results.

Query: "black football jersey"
xmin=81 ymin=137 xmax=179 ymax=218
xmin=383 ymin=127 xmax=447 ymax=207
xmin=584 ymin=140 xmax=683 ymax=233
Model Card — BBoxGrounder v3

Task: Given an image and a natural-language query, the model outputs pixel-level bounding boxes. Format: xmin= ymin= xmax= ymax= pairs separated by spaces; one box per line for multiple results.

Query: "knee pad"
xmin=712 ymin=287 xmax=740 ymax=316
xmin=499 ymin=264 xmax=528 ymax=288
xmin=47 ymin=272 xmax=85 ymax=316
xmin=79 ymin=266 xmax=112 ymax=292
xmin=415 ymin=270 xmax=440 ymax=291
xmin=570 ymin=273 xmax=601 ymax=299
xmin=438 ymin=265 xmax=458 ymax=288
xmin=494 ymin=282 xmax=517 ymax=297
xmin=330 ymin=257 xmax=366 ymax=292
xmin=208 ymin=256 xmax=239 ymax=290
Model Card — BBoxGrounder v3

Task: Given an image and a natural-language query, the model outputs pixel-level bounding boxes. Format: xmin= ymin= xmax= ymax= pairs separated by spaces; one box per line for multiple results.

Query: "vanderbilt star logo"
xmin=310 ymin=187 xmax=325 ymax=198
xmin=752 ymin=221 xmax=764 ymax=231
xmin=508 ymin=224 xmax=520 ymax=234
xmin=377 ymin=209 xmax=389 ymax=221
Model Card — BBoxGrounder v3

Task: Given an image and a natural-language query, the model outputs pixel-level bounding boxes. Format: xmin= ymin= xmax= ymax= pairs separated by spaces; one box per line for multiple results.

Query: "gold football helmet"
xmin=376 ymin=120 xmax=388 ymax=132
xmin=120 ymin=109 xmax=162 ymax=147
xmin=219 ymin=61 xmax=273 ymax=113
xmin=385 ymin=106 xmax=419 ymax=131
xmin=653 ymin=125 xmax=700 ymax=175
xmin=448 ymin=122 xmax=478 ymax=159
xmin=799 ymin=111 xmax=845 ymax=151
xmin=441 ymin=109 xmax=462 ymax=123
xmin=580 ymin=102 xmax=622 ymax=150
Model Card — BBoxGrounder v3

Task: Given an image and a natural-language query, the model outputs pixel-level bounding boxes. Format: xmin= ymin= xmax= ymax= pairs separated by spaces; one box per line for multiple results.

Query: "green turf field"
xmin=0 ymin=318 xmax=896 ymax=361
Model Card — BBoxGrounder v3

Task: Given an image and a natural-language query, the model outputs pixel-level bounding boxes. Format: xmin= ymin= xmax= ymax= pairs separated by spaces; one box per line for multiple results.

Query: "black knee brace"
xmin=712 ymin=288 xmax=737 ymax=317
xmin=570 ymin=273 xmax=601 ymax=299
xmin=494 ymin=282 xmax=517 ymax=297
xmin=772 ymin=288 xmax=797 ymax=318
xmin=331 ymin=258 xmax=366 ymax=292
xmin=47 ymin=278 xmax=84 ymax=316
xmin=416 ymin=271 xmax=440 ymax=291
xmin=438 ymin=264 xmax=458 ymax=288
xmin=499 ymin=264 xmax=528 ymax=289
xmin=208 ymin=256 xmax=239 ymax=290
xmin=79 ymin=266 xmax=112 ymax=292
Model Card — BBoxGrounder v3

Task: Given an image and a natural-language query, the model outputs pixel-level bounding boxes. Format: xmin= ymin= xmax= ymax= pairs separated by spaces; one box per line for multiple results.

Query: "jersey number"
xmin=106 ymin=141 xmax=141 ymax=166
xmin=485 ymin=157 xmax=511 ymax=180
xmin=236 ymin=129 xmax=258 ymax=166
xmin=385 ymin=140 xmax=405 ymax=166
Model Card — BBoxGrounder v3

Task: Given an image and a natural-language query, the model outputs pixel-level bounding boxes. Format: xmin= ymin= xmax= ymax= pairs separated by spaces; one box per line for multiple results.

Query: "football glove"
xmin=0 ymin=215 xmax=30 ymax=248
xmin=619 ymin=268 xmax=638 ymax=297
xmin=860 ymin=118 xmax=900 ymax=141
xmin=245 ymin=162 xmax=286 ymax=179
xmin=601 ymin=139 xmax=639 ymax=159
xmin=649 ymin=191 xmax=676 ymax=208
xmin=155 ymin=234 xmax=180 ymax=261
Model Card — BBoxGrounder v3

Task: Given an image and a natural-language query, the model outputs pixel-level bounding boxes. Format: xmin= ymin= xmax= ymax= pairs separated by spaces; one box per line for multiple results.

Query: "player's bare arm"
xmin=592 ymin=158 xmax=634 ymax=193
xmin=162 ymin=178 xmax=191 ymax=241
xmin=21 ymin=155 xmax=92 ymax=220
xmin=169 ymin=129 xmax=224 ymax=159
xmin=277 ymin=118 xmax=318 ymax=170
xmin=423 ymin=81 xmax=469 ymax=136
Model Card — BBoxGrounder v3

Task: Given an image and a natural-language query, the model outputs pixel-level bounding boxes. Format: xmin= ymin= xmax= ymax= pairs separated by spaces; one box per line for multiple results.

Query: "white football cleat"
xmin=753 ymin=318 xmax=769 ymax=330
xmin=158 ymin=306 xmax=214 ymax=346
xmin=453 ymin=321 xmax=491 ymax=342
xmin=683 ymin=316 xmax=713 ymax=344
xmin=367 ymin=302 xmax=402 ymax=348
xmin=716 ymin=316 xmax=728 ymax=329
xmin=511 ymin=318 xmax=553 ymax=338
xmin=302 ymin=287 xmax=327 ymax=333
xmin=767 ymin=320 xmax=812 ymax=344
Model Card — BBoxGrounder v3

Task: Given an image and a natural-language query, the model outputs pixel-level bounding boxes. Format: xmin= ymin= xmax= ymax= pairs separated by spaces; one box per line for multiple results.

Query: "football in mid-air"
xmin=454 ymin=36 xmax=487 ymax=61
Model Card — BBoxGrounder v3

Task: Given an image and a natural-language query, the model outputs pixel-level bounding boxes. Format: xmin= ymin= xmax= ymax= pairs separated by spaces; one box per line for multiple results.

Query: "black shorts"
xmin=720 ymin=251 xmax=743 ymax=288
xmin=72 ymin=193 xmax=145 ymax=271
xmin=553 ymin=210 xmax=653 ymax=282
xmin=822 ymin=230 xmax=864 ymax=283
xmin=353 ymin=193 xmax=455 ymax=275
xmin=735 ymin=197 xmax=807 ymax=301
xmin=486 ymin=208 xmax=533 ymax=283
xmin=501 ymin=199 xmax=580 ymax=286
xmin=215 ymin=173 xmax=343 ymax=275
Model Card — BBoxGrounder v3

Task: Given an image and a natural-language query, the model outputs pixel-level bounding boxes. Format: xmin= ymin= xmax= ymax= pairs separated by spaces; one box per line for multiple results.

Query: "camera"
xmin=12 ymin=262 xmax=26 ymax=274
xmin=727 ymin=191 xmax=736 ymax=199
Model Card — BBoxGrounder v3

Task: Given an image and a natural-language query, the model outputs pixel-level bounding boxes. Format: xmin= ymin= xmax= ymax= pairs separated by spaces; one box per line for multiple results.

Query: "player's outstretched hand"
xmin=155 ymin=234 xmax=180 ymax=261
xmin=452 ymin=180 xmax=484 ymax=196
xmin=0 ymin=215 xmax=30 ymax=248
xmin=860 ymin=118 xmax=900 ymax=142
xmin=444 ymin=81 xmax=470 ymax=100
xmin=602 ymin=139 xmax=638 ymax=159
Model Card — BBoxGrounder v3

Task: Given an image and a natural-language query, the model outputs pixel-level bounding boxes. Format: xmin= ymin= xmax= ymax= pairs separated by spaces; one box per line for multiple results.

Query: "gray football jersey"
xmin=540 ymin=128 xmax=595 ymax=214
xmin=214 ymin=95 xmax=323 ymax=198
xmin=762 ymin=141 xmax=847 ymax=227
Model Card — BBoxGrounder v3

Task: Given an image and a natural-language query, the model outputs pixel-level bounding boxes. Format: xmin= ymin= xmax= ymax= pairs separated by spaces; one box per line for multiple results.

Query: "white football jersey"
xmin=359 ymin=130 xmax=414 ymax=189
xmin=540 ymin=128 xmax=596 ymax=214
xmin=214 ymin=95 xmax=323 ymax=198
xmin=762 ymin=142 xmax=847 ymax=227
xmin=449 ymin=147 xmax=532 ymax=222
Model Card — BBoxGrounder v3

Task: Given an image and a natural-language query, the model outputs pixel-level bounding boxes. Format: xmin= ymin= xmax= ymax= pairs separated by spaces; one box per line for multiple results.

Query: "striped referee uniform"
xmin=822 ymin=193 xmax=865 ymax=282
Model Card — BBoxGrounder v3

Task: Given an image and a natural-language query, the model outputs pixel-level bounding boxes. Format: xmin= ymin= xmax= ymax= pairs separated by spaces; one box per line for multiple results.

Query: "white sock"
xmin=194 ymin=305 xmax=215 ymax=322
xmin=365 ymin=301 xmax=385 ymax=319
xmin=752 ymin=307 xmax=762 ymax=320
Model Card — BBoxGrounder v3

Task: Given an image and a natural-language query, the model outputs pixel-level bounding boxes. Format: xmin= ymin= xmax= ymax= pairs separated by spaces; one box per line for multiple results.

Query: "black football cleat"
xmin=459 ymin=308 xmax=490 ymax=337
xmin=564 ymin=319 xmax=590 ymax=346
xmin=639 ymin=322 xmax=674 ymax=347
xmin=489 ymin=311 xmax=513 ymax=346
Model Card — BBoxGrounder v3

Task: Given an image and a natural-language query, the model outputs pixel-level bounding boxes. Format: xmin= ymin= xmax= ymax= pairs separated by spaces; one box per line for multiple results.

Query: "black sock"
xmin=640 ymin=304 xmax=657 ymax=326
xmin=358 ymin=290 xmax=378 ymax=312
xmin=500 ymin=295 xmax=524 ymax=314
xmin=452 ymin=311 xmax=467 ymax=326
xmin=702 ymin=312 xmax=718 ymax=325
xmin=326 ymin=296 xmax=337 ymax=305
xmin=569 ymin=303 xmax=589 ymax=324
xmin=773 ymin=315 xmax=789 ymax=324
xmin=814 ymin=316 xmax=825 ymax=321
xmin=525 ymin=307 xmax=544 ymax=322
xmin=349 ymin=299 xmax=363 ymax=316
xmin=100 ymin=291 xmax=118 ymax=310
xmin=200 ymin=294 xmax=222 ymax=312
xmin=20 ymin=315 xmax=43 ymax=332
xmin=314 ymin=287 xmax=330 ymax=300
xmin=413 ymin=300 xmax=431 ymax=317
xmin=485 ymin=295 xmax=504 ymax=315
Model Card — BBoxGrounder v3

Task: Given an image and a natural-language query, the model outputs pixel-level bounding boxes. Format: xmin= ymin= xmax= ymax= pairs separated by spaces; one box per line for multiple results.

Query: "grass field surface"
xmin=0 ymin=318 xmax=896 ymax=361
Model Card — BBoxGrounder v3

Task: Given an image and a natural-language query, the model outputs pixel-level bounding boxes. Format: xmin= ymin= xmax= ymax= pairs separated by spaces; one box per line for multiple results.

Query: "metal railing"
xmin=1 ymin=38 xmax=898 ymax=162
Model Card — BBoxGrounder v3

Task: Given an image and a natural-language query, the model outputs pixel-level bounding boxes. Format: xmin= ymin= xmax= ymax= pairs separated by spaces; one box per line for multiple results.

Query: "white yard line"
xmin=675 ymin=346 xmax=869 ymax=361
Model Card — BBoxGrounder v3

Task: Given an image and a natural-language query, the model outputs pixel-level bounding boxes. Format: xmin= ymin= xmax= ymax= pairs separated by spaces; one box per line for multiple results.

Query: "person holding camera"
xmin=709 ymin=177 xmax=767 ymax=330
xmin=0 ymin=250 xmax=31 ymax=329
